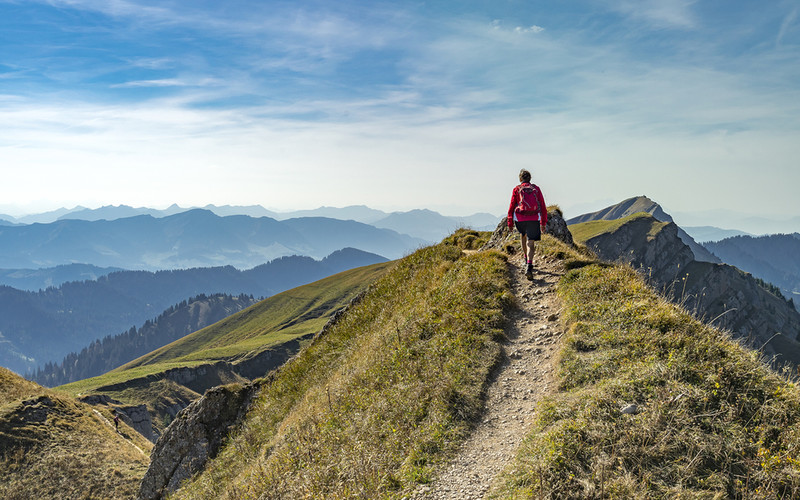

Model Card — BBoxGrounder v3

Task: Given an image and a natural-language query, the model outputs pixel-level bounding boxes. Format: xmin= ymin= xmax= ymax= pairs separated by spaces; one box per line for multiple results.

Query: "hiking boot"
xmin=525 ymin=263 xmax=533 ymax=280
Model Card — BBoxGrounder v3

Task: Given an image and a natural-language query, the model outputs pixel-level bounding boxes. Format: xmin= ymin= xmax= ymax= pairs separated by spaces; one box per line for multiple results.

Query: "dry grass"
xmin=173 ymin=235 xmax=512 ymax=499
xmin=0 ymin=367 xmax=152 ymax=499
xmin=496 ymin=242 xmax=800 ymax=498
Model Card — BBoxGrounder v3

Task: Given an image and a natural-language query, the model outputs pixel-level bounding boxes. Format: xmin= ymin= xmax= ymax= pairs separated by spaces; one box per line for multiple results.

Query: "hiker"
xmin=113 ymin=410 xmax=120 ymax=431
xmin=507 ymin=169 xmax=548 ymax=280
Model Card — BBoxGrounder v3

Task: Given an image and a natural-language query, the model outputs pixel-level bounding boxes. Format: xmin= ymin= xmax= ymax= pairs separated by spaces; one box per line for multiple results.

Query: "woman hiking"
xmin=507 ymin=169 xmax=548 ymax=280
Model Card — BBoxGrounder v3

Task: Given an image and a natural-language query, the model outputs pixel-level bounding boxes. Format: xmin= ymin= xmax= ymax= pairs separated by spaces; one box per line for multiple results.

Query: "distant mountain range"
xmin=670 ymin=209 xmax=800 ymax=236
xmin=0 ymin=264 xmax=124 ymax=291
xmin=0 ymin=204 xmax=500 ymax=244
xmin=0 ymin=248 xmax=387 ymax=375
xmin=0 ymin=209 xmax=419 ymax=269
xmin=681 ymin=226 xmax=753 ymax=243
xmin=703 ymin=234 xmax=800 ymax=303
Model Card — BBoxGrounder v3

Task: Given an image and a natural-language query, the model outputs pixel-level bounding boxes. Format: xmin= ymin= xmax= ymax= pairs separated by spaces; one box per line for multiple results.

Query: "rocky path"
xmin=410 ymin=253 xmax=565 ymax=499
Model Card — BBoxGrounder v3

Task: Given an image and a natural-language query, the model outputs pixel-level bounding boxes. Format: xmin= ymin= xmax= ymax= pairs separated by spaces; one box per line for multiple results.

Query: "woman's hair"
xmin=519 ymin=169 xmax=532 ymax=183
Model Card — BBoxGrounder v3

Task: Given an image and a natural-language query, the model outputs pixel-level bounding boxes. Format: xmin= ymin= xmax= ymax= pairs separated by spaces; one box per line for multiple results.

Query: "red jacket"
xmin=507 ymin=183 xmax=547 ymax=228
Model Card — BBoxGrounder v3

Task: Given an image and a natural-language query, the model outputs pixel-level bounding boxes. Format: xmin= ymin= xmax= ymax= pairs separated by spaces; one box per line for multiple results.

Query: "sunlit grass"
xmin=174 ymin=233 xmax=515 ymax=499
xmin=0 ymin=367 xmax=152 ymax=500
xmin=496 ymin=257 xmax=800 ymax=498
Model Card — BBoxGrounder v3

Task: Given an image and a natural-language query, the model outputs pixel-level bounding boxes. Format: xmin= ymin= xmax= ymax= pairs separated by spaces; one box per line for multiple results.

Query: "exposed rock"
xmin=567 ymin=195 xmax=720 ymax=264
xmin=118 ymin=404 xmax=156 ymax=442
xmin=137 ymin=381 xmax=261 ymax=500
xmin=78 ymin=395 xmax=157 ymax=442
xmin=621 ymin=403 xmax=639 ymax=415
xmin=483 ymin=207 xmax=574 ymax=251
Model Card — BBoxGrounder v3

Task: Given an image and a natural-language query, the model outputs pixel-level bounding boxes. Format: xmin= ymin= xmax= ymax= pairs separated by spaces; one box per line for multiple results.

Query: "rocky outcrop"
xmin=135 ymin=304 xmax=359 ymax=499
xmin=78 ymin=394 xmax=156 ymax=441
xmin=137 ymin=381 xmax=261 ymax=500
xmin=118 ymin=404 xmax=156 ymax=442
xmin=585 ymin=216 xmax=695 ymax=281
xmin=483 ymin=207 xmax=574 ymax=251
xmin=568 ymin=195 xmax=720 ymax=264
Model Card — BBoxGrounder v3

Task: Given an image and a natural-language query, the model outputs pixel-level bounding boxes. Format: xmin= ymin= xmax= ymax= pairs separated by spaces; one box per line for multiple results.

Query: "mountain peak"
xmin=567 ymin=195 xmax=671 ymax=225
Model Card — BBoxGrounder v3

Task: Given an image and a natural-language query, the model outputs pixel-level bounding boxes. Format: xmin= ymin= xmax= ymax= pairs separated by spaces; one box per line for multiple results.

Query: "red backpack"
xmin=516 ymin=183 xmax=541 ymax=216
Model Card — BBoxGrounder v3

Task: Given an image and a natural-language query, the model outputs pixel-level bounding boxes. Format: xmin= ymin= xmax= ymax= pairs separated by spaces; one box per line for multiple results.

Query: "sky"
xmin=1 ymin=0 xmax=799 ymax=222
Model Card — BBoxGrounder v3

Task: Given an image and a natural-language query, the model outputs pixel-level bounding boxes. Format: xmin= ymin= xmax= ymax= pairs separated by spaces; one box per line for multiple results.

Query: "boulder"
xmin=137 ymin=381 xmax=261 ymax=500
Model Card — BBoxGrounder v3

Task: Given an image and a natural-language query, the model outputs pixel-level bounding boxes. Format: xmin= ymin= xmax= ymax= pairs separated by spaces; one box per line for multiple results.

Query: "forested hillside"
xmin=703 ymin=233 xmax=800 ymax=306
xmin=31 ymin=293 xmax=258 ymax=387
xmin=0 ymin=248 xmax=386 ymax=375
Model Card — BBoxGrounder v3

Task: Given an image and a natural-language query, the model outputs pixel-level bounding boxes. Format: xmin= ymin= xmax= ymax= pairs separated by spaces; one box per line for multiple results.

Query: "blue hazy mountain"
xmin=703 ymin=234 xmax=800 ymax=305
xmin=0 ymin=264 xmax=124 ymax=291
xmin=0 ymin=209 xmax=418 ymax=269
xmin=10 ymin=204 xmax=501 ymax=244
xmin=671 ymin=209 xmax=800 ymax=236
xmin=682 ymin=226 xmax=753 ymax=243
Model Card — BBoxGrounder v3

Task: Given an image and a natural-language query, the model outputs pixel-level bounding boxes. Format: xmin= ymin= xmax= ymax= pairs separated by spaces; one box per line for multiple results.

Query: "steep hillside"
xmin=0 ymin=366 xmax=152 ymax=499
xmin=704 ymin=233 xmax=800 ymax=305
xmin=0 ymin=249 xmax=386 ymax=376
xmin=58 ymin=262 xmax=391 ymax=438
xmin=497 ymin=253 xmax=800 ymax=497
xmin=567 ymin=195 xmax=673 ymax=224
xmin=568 ymin=196 xmax=720 ymax=264
xmin=137 ymin=231 xmax=509 ymax=499
xmin=572 ymin=213 xmax=800 ymax=367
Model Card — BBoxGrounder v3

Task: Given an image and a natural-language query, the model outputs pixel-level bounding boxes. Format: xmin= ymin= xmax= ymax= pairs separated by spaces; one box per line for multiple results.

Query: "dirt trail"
xmin=91 ymin=408 xmax=148 ymax=456
xmin=411 ymin=253 xmax=565 ymax=499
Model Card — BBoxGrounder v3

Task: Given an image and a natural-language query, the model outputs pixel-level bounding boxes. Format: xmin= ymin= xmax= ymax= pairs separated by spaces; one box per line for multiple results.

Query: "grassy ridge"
xmin=57 ymin=262 xmax=390 ymax=399
xmin=498 ymin=247 xmax=800 ymax=497
xmin=0 ymin=367 xmax=152 ymax=500
xmin=568 ymin=212 xmax=669 ymax=244
xmin=173 ymin=231 xmax=512 ymax=498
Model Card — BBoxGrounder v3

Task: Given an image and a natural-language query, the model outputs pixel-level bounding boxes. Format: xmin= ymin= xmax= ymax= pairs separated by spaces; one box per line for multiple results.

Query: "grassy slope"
xmin=173 ymin=229 xmax=512 ymax=498
xmin=57 ymin=262 xmax=391 ymax=399
xmin=0 ymin=367 xmax=153 ymax=500
xmin=568 ymin=212 xmax=669 ymax=244
xmin=497 ymin=245 xmax=800 ymax=497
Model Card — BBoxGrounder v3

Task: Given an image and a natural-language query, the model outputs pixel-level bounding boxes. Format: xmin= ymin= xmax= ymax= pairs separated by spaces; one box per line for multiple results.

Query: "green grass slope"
xmin=172 ymin=230 xmax=512 ymax=498
xmin=497 ymin=254 xmax=800 ymax=497
xmin=0 ymin=367 xmax=152 ymax=499
xmin=569 ymin=211 xmax=669 ymax=244
xmin=58 ymin=262 xmax=391 ymax=399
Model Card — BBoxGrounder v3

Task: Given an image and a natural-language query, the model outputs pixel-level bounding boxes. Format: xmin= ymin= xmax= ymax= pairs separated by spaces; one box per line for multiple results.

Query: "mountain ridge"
xmin=567 ymin=195 xmax=721 ymax=264
xmin=0 ymin=209 xmax=412 ymax=269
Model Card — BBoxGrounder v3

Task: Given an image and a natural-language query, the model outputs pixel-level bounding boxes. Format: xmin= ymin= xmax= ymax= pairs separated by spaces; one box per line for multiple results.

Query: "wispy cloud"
xmin=777 ymin=7 xmax=798 ymax=46
xmin=112 ymin=77 xmax=223 ymax=88
xmin=604 ymin=0 xmax=698 ymax=29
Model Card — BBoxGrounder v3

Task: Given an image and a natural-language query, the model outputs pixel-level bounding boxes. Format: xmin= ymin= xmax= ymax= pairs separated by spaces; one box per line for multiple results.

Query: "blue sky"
xmin=1 ymin=0 xmax=798 ymax=223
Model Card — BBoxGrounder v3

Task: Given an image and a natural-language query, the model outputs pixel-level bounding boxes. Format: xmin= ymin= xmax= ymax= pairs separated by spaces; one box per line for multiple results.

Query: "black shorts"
xmin=515 ymin=220 xmax=541 ymax=241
